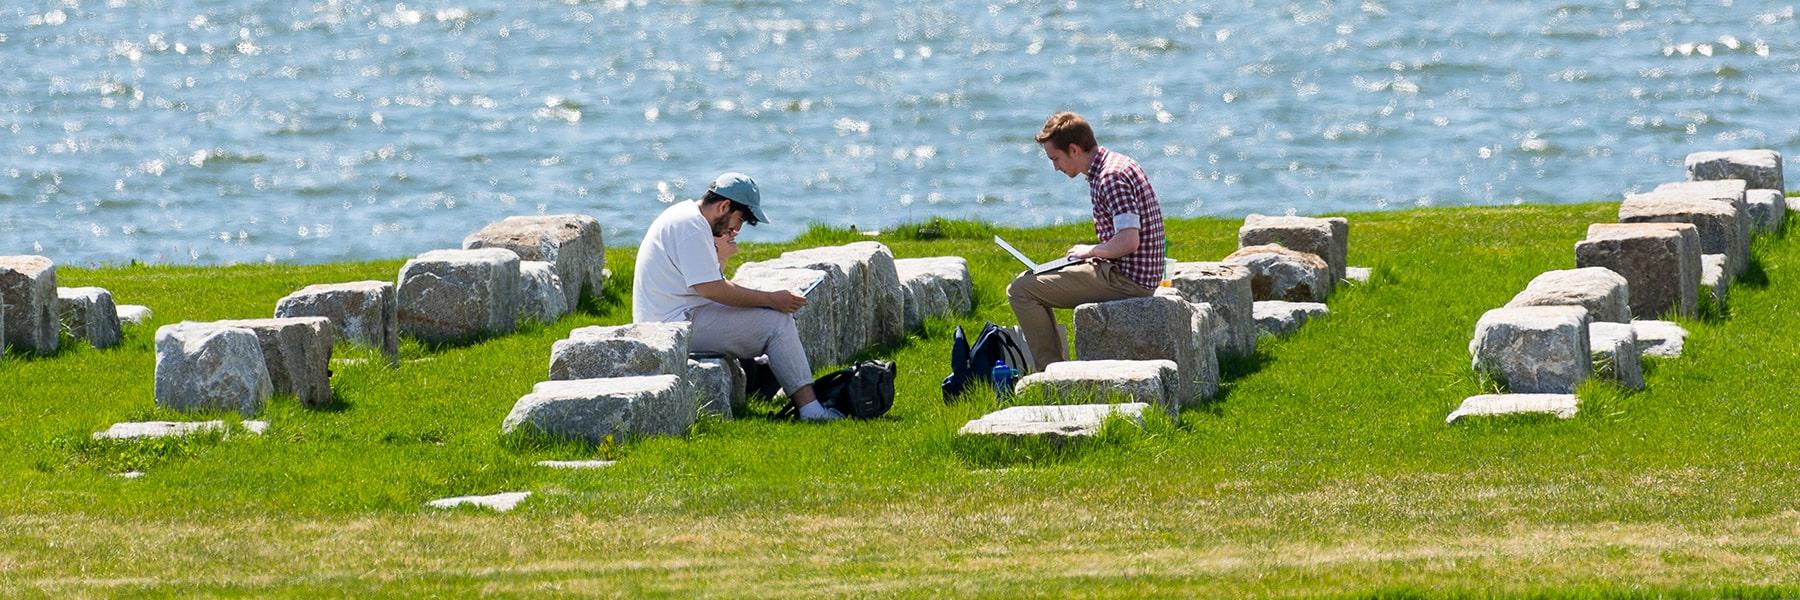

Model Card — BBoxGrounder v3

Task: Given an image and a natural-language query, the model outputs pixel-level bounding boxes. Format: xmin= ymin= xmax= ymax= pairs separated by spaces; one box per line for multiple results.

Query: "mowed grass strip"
xmin=3 ymin=202 xmax=1800 ymax=596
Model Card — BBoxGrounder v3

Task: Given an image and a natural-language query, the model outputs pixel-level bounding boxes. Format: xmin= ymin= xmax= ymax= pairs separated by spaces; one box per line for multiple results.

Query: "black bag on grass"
xmin=780 ymin=360 xmax=896 ymax=420
xmin=942 ymin=323 xmax=1029 ymax=401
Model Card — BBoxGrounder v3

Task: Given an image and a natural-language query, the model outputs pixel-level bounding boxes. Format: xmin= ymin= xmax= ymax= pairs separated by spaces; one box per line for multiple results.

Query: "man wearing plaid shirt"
xmin=1007 ymin=111 xmax=1166 ymax=372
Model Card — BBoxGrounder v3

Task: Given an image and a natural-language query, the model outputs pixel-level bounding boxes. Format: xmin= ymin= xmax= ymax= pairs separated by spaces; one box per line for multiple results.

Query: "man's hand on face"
xmin=766 ymin=289 xmax=807 ymax=313
xmin=714 ymin=227 xmax=740 ymax=263
xmin=1066 ymin=244 xmax=1096 ymax=259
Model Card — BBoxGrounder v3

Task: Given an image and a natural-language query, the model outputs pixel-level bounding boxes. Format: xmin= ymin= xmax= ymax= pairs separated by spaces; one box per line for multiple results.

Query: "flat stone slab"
xmin=1345 ymin=266 xmax=1372 ymax=283
xmin=1632 ymin=320 xmax=1688 ymax=358
xmin=535 ymin=460 xmax=617 ymax=469
xmin=1505 ymin=267 xmax=1632 ymax=323
xmin=463 ymin=214 xmax=606 ymax=308
xmin=1253 ymin=301 xmax=1329 ymax=337
xmin=1589 ymin=322 xmax=1644 ymax=391
xmin=276 ymin=280 xmax=399 ymax=366
xmin=1166 ymin=261 xmax=1256 ymax=358
xmin=154 ymin=322 xmax=273 ymax=416
xmin=1223 ymin=244 xmax=1332 ymax=302
xmin=1239 ymin=214 xmax=1347 ymax=282
xmin=396 ymin=248 xmax=521 ymax=344
xmin=1446 ymin=394 xmax=1578 ymax=424
xmin=549 ymin=322 xmax=690 ymax=381
xmin=1578 ymin=223 xmax=1700 ymax=319
xmin=502 ymin=375 xmax=695 ymax=444
xmin=957 ymin=403 xmax=1149 ymax=441
xmin=58 ymin=286 xmax=122 ymax=349
xmin=1686 ymin=149 xmax=1783 ymax=191
xmin=214 ymin=317 xmax=336 ymax=408
xmin=1469 ymin=306 xmax=1590 ymax=394
xmin=518 ymin=260 xmax=570 ymax=324
xmin=426 ymin=491 xmax=531 ymax=512
xmin=117 ymin=304 xmax=152 ymax=325
xmin=93 ymin=420 xmax=270 ymax=440
xmin=1 ymin=255 xmax=60 ymax=355
xmin=1014 ymin=359 xmax=1180 ymax=417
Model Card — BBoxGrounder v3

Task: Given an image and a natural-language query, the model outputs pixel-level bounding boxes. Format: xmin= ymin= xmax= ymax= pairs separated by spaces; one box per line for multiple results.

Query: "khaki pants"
xmin=687 ymin=303 xmax=814 ymax=395
xmin=1006 ymin=260 xmax=1153 ymax=372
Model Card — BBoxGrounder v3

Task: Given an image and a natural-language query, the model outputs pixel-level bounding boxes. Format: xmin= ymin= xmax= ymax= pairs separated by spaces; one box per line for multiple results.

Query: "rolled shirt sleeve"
xmin=1112 ymin=212 xmax=1141 ymax=232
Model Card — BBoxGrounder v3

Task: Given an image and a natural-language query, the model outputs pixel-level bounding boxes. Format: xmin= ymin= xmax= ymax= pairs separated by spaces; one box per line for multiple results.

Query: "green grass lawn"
xmin=4 ymin=202 xmax=1800 ymax=597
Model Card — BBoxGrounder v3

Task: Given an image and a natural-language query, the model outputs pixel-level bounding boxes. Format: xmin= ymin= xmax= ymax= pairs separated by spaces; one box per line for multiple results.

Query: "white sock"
xmin=798 ymin=400 xmax=832 ymax=419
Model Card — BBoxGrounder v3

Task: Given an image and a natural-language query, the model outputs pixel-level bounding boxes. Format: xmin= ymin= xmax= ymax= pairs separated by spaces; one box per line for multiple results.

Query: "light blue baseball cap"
xmin=710 ymin=172 xmax=769 ymax=225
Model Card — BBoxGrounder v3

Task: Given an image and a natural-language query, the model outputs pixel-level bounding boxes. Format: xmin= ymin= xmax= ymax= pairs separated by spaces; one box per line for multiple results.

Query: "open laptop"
xmin=994 ymin=235 xmax=1082 ymax=275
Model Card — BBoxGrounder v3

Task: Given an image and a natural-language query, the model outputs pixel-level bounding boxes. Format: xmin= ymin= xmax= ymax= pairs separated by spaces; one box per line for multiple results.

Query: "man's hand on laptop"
xmin=766 ymin=289 xmax=807 ymax=313
xmin=1066 ymin=244 xmax=1096 ymax=259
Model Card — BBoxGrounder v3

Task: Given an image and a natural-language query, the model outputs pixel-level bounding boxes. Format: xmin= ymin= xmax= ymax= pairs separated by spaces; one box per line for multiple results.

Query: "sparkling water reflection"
xmin=1 ymin=0 xmax=1797 ymax=265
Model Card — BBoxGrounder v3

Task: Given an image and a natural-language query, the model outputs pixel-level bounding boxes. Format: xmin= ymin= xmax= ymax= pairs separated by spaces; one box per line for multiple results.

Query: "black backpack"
xmin=781 ymin=360 xmax=896 ymax=420
xmin=942 ymin=323 xmax=1029 ymax=401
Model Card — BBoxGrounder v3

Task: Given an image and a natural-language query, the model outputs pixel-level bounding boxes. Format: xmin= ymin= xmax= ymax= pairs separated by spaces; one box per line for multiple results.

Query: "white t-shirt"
xmin=632 ymin=200 xmax=724 ymax=323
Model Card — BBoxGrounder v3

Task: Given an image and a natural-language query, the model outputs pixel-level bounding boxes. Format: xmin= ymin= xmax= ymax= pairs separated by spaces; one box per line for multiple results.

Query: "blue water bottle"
xmin=991 ymin=360 xmax=1016 ymax=400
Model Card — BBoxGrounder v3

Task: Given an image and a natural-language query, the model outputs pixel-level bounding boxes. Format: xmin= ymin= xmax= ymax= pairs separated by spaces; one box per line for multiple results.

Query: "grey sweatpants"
xmin=687 ymin=303 xmax=815 ymax=395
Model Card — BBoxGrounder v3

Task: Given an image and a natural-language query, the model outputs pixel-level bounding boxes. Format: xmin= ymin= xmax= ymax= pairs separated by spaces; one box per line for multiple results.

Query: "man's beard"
xmin=709 ymin=213 xmax=731 ymax=237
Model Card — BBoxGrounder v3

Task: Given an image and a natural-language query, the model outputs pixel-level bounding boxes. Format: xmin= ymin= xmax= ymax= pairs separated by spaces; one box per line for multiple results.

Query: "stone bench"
xmin=549 ymin=322 xmax=690 ymax=381
xmin=1576 ymin=223 xmax=1700 ymax=319
xmin=462 ymin=214 xmax=606 ymax=308
xmin=957 ymin=403 xmax=1149 ymax=441
xmin=1446 ymin=394 xmax=1578 ymax=424
xmin=1013 ymin=359 xmax=1181 ymax=417
xmin=1619 ymin=195 xmax=1743 ymax=279
xmin=1588 ymin=322 xmax=1644 ymax=391
xmin=1222 ymin=244 xmax=1332 ymax=302
xmin=57 ymin=287 xmax=122 ymax=349
xmin=214 ymin=317 xmax=336 ymax=408
xmin=1469 ymin=306 xmax=1590 ymax=394
xmin=1504 ymin=267 xmax=1631 ymax=323
xmin=276 ymin=280 xmax=400 ymax=366
xmin=689 ymin=356 xmax=746 ymax=419
xmin=1632 ymin=320 xmax=1688 ymax=358
xmin=1 ymin=255 xmax=59 ymax=355
xmin=518 ymin=260 xmax=570 ymax=324
xmin=738 ymin=242 xmax=904 ymax=361
xmin=1686 ymin=149 xmax=1783 ymax=192
xmin=724 ymin=266 xmax=838 ymax=369
xmin=1253 ymin=301 xmax=1329 ymax=337
xmin=1652 ymin=180 xmax=1751 ymax=271
xmin=501 ymin=375 xmax=696 ymax=444
xmin=1238 ymin=214 xmax=1349 ymax=282
xmin=1074 ymin=295 xmax=1217 ymax=406
xmin=1701 ymin=254 xmax=1729 ymax=311
xmin=895 ymin=256 xmax=973 ymax=331
xmin=396 ymin=248 xmax=521 ymax=344
xmin=1166 ymin=261 xmax=1256 ymax=358
xmin=154 ymin=322 xmax=273 ymax=416
xmin=1746 ymin=189 xmax=1786 ymax=234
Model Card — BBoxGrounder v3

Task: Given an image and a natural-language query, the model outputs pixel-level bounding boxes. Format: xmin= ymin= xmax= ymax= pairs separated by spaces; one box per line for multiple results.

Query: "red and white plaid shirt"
xmin=1085 ymin=146 xmax=1166 ymax=289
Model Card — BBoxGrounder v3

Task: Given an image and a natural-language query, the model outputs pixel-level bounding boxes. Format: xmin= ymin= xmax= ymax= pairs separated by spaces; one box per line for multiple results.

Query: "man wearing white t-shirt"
xmin=632 ymin=172 xmax=843 ymax=421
